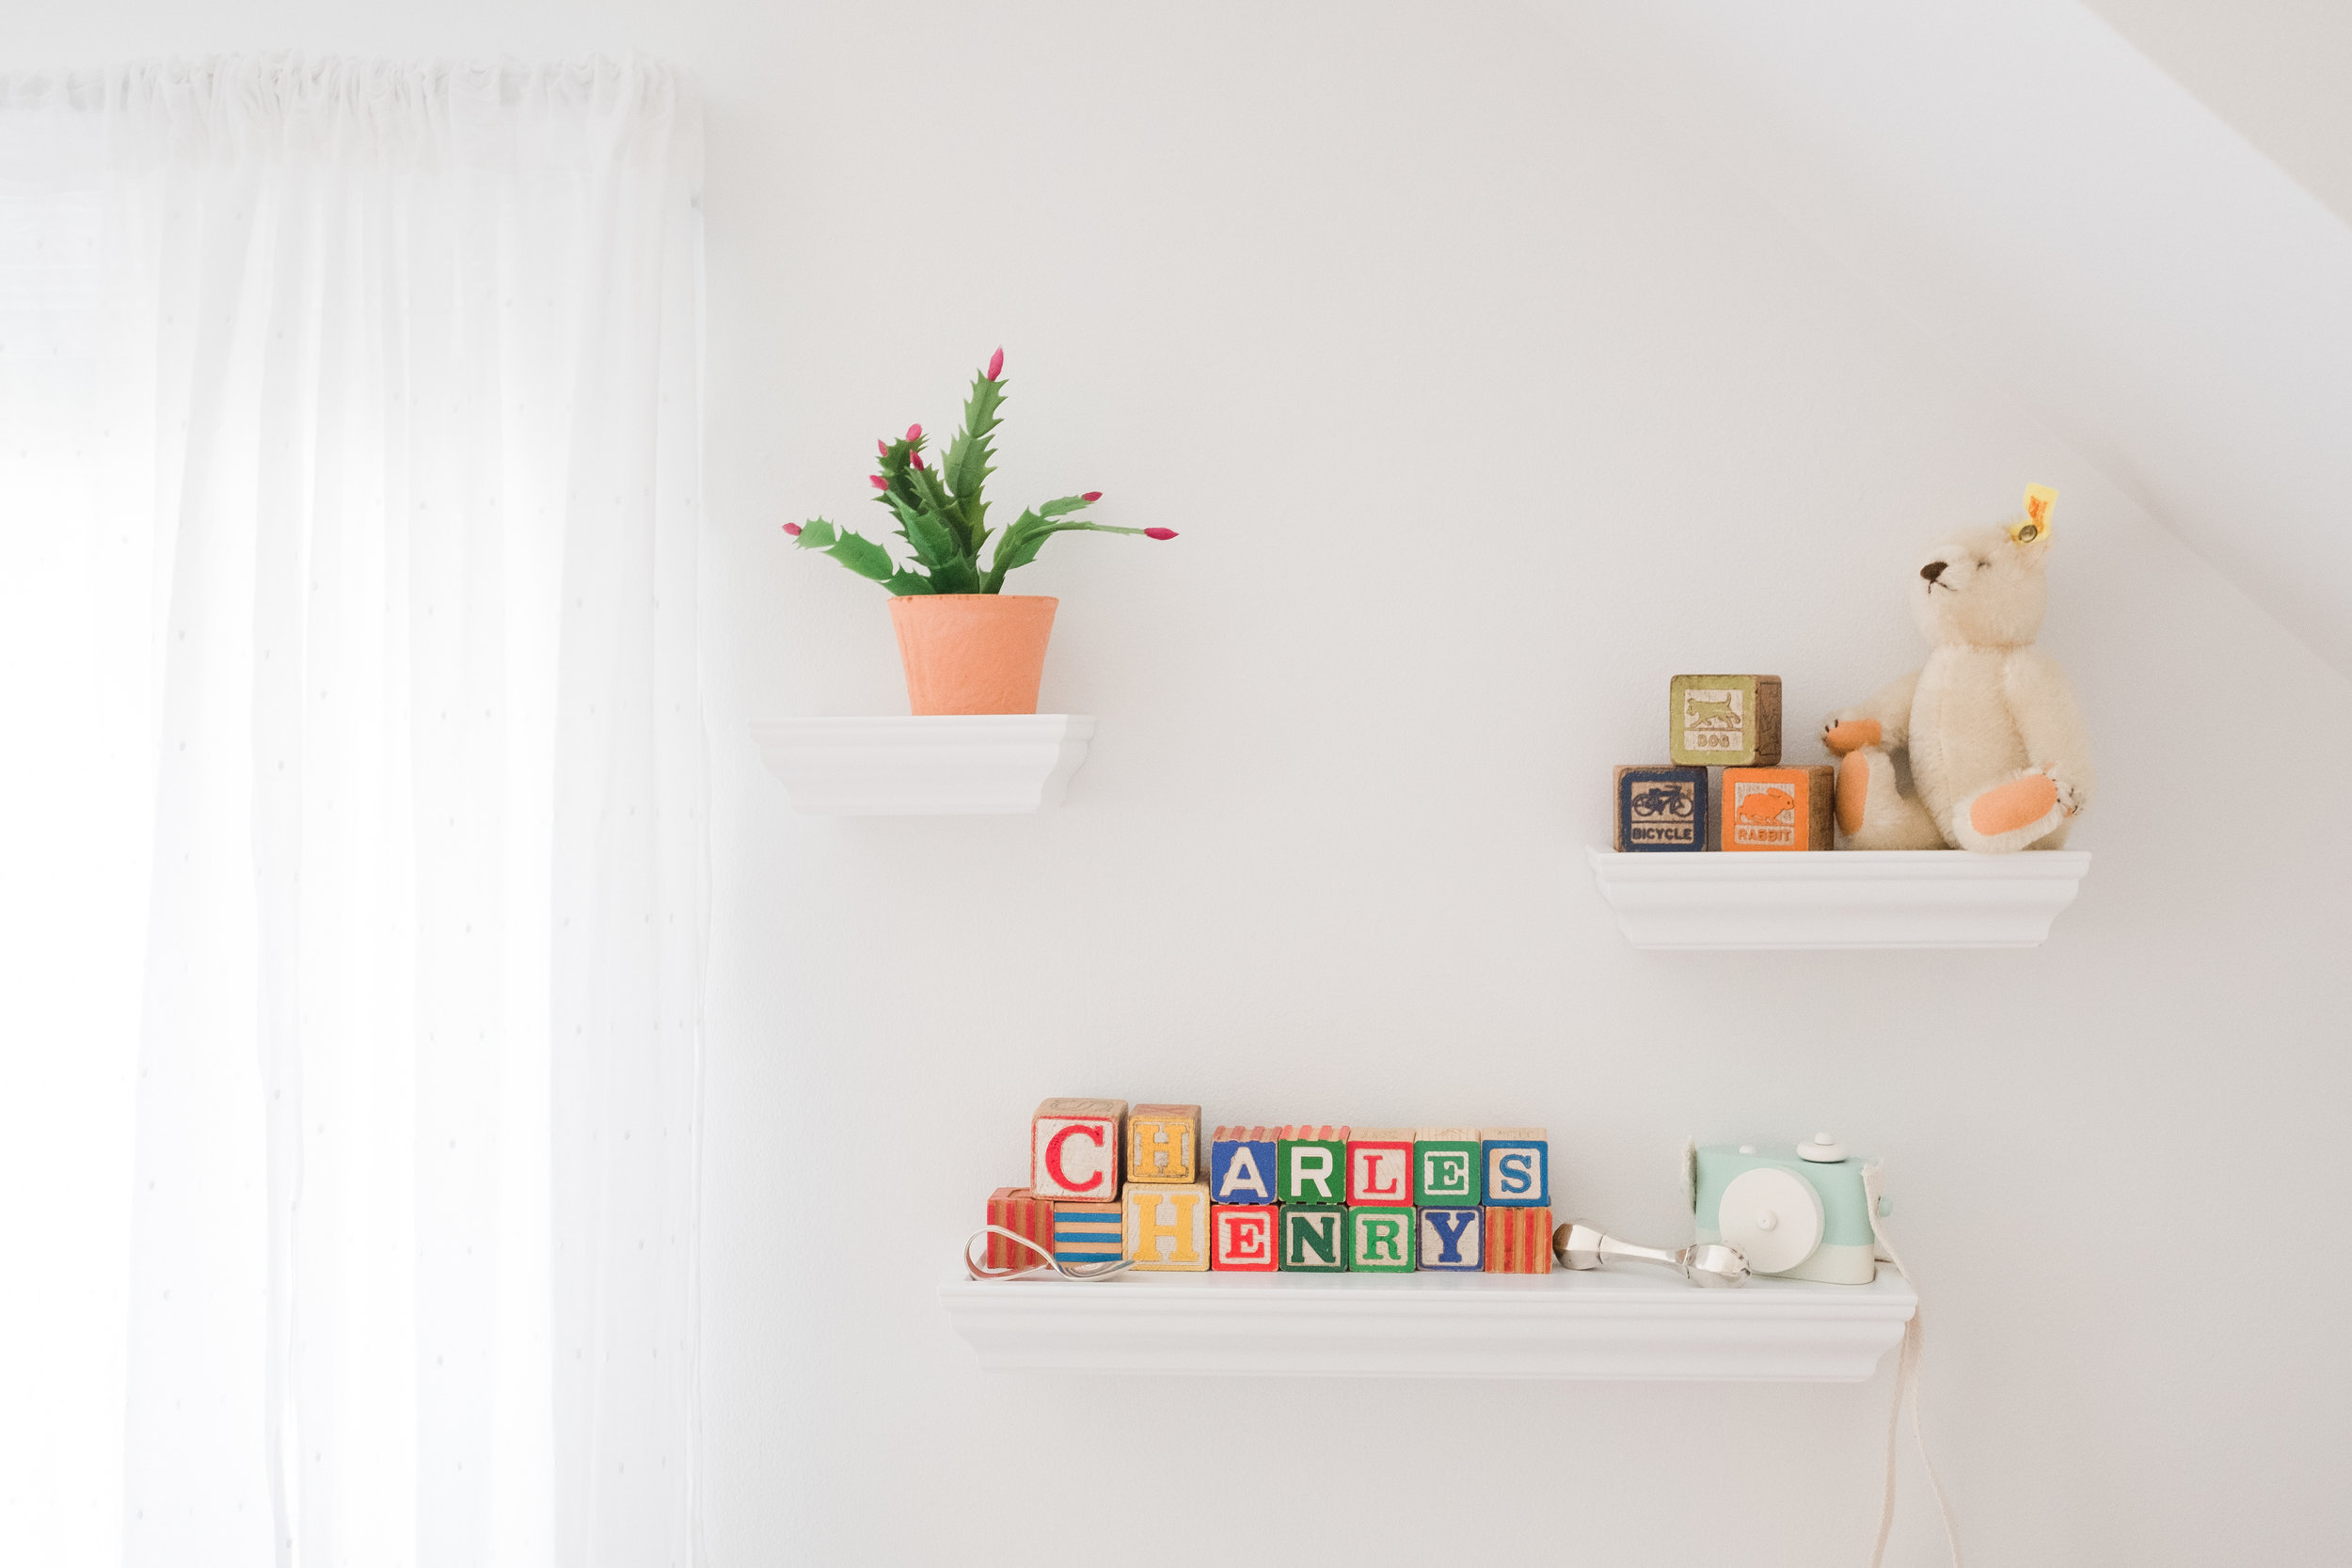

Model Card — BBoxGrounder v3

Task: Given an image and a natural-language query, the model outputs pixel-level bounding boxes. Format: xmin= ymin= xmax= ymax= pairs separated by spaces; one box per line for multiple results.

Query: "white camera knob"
xmin=1798 ymin=1132 xmax=1846 ymax=1163
xmin=1720 ymin=1167 xmax=1824 ymax=1274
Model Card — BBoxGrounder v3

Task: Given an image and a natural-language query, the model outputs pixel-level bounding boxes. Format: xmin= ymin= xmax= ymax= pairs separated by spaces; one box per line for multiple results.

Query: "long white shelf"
xmin=1587 ymin=847 xmax=2090 ymax=950
xmin=751 ymin=714 xmax=1094 ymax=816
xmin=940 ymin=1267 xmax=1915 ymax=1382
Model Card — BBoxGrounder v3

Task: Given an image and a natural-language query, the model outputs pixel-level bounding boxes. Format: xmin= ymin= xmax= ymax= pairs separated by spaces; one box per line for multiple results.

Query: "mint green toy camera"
xmin=1688 ymin=1135 xmax=1883 ymax=1285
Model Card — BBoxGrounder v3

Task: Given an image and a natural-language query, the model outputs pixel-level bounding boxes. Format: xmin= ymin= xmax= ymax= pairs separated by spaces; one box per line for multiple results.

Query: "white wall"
xmin=12 ymin=5 xmax=2350 ymax=1565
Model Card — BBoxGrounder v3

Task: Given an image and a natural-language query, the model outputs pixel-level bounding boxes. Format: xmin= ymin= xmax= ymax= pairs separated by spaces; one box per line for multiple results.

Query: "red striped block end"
xmin=1485 ymin=1206 xmax=1552 ymax=1274
xmin=985 ymin=1186 xmax=1057 ymax=1273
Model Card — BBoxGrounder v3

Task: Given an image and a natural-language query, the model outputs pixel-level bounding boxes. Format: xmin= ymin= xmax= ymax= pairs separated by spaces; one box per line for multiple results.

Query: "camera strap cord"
xmin=963 ymin=1224 xmax=1136 ymax=1281
xmin=1865 ymin=1162 xmax=1963 ymax=1568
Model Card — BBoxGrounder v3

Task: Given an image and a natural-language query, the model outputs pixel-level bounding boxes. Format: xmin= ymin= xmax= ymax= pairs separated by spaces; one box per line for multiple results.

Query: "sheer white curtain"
xmin=0 ymin=56 xmax=706 ymax=1568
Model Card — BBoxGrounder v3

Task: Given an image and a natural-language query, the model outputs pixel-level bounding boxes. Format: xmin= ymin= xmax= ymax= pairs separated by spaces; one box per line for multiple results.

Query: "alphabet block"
xmin=1613 ymin=765 xmax=1708 ymax=852
xmin=1345 ymin=1128 xmax=1416 ymax=1207
xmin=1670 ymin=674 xmax=1782 ymax=767
xmin=1344 ymin=1206 xmax=1417 ymax=1272
xmin=1053 ymin=1200 xmax=1124 ymax=1266
xmin=984 ymin=1187 xmax=1057 ymax=1274
xmin=1127 ymin=1102 xmax=1201 ymax=1183
xmin=1279 ymin=1206 xmax=1347 ymax=1272
xmin=1485 ymin=1206 xmax=1553 ymax=1274
xmin=1210 ymin=1204 xmax=1279 ymax=1272
xmin=1722 ymin=766 xmax=1835 ymax=852
xmin=1276 ymin=1124 xmax=1351 ymax=1207
xmin=1480 ymin=1129 xmax=1550 ymax=1208
xmin=1413 ymin=1128 xmax=1482 ymax=1207
xmin=1030 ymin=1098 xmax=1126 ymax=1200
xmin=1210 ymin=1125 xmax=1279 ymax=1205
xmin=1418 ymin=1206 xmax=1485 ymax=1271
xmin=1122 ymin=1181 xmax=1210 ymax=1272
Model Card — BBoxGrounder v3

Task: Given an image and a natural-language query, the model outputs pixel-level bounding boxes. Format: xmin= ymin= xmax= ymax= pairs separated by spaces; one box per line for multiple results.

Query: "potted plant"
xmin=786 ymin=348 xmax=1175 ymax=715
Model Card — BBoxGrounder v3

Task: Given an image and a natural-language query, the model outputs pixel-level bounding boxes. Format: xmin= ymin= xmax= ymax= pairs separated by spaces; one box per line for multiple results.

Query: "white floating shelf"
xmin=1587 ymin=847 xmax=2090 ymax=950
xmin=750 ymin=715 xmax=1094 ymax=816
xmin=940 ymin=1267 xmax=1915 ymax=1382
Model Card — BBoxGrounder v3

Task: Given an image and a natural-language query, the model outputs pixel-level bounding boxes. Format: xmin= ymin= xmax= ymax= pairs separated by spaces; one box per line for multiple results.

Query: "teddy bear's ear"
xmin=2006 ymin=483 xmax=2056 ymax=547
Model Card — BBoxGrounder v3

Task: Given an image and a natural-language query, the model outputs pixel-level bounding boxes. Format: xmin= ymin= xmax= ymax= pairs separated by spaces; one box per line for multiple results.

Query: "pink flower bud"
xmin=910 ymin=451 xmax=926 ymax=469
xmin=986 ymin=347 xmax=1004 ymax=380
xmin=877 ymin=438 xmax=888 ymax=456
xmin=1144 ymin=528 xmax=1178 ymax=541
xmin=869 ymin=475 xmax=888 ymax=490
xmin=784 ymin=522 xmax=803 ymax=536
xmin=1082 ymin=491 xmax=1103 ymax=502
xmin=906 ymin=424 xmax=922 ymax=441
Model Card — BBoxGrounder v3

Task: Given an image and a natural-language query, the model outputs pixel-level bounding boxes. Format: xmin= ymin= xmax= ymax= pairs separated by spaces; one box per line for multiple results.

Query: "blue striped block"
xmin=1053 ymin=1201 xmax=1123 ymax=1263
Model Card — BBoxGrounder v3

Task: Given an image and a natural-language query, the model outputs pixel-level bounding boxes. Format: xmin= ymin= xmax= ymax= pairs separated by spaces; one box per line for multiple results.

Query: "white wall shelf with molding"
xmin=1587 ymin=847 xmax=2090 ymax=950
xmin=750 ymin=715 xmax=1094 ymax=816
xmin=940 ymin=1268 xmax=1915 ymax=1381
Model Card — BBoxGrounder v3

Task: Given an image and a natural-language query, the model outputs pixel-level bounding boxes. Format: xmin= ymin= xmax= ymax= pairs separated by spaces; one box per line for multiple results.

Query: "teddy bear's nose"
xmin=1920 ymin=561 xmax=1948 ymax=583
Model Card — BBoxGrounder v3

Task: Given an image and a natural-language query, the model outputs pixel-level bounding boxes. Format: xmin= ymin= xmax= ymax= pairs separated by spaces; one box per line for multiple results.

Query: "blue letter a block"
xmin=1418 ymin=1207 xmax=1484 ymax=1271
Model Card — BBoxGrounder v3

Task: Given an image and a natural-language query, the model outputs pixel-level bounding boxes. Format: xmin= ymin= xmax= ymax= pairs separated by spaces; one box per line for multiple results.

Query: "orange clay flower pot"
xmin=888 ymin=594 xmax=1058 ymax=715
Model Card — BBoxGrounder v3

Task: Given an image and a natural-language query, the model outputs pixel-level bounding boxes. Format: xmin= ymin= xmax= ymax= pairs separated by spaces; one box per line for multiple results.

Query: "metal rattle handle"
xmin=1552 ymin=1219 xmax=1751 ymax=1289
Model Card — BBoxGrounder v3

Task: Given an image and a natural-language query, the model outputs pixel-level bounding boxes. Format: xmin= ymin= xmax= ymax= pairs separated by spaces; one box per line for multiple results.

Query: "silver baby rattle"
xmin=1552 ymin=1219 xmax=1751 ymax=1288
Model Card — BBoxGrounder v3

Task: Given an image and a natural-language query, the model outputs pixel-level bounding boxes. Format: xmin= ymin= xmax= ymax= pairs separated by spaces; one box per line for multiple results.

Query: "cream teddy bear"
xmin=1823 ymin=502 xmax=2091 ymax=852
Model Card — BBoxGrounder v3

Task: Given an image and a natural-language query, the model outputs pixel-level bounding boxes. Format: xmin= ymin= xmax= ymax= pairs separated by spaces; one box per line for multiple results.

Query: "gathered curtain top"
xmin=0 ymin=54 xmax=696 ymax=172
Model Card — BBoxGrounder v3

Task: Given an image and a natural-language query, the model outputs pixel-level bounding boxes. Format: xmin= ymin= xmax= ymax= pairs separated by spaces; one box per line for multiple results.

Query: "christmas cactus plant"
xmin=785 ymin=348 xmax=1175 ymax=594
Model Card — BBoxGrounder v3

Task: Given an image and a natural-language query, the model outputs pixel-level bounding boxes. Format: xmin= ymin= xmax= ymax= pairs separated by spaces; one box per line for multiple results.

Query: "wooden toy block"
xmin=1030 ymin=1098 xmax=1126 ymax=1200
xmin=1211 ymin=1205 xmax=1279 ymax=1272
xmin=1418 ymin=1206 xmax=1485 ymax=1271
xmin=1122 ymin=1181 xmax=1210 ymax=1271
xmin=1344 ymin=1206 xmax=1417 ymax=1272
xmin=1722 ymin=766 xmax=1836 ymax=851
xmin=1276 ymin=1124 xmax=1351 ymax=1207
xmin=1613 ymin=765 xmax=1708 ymax=852
xmin=1413 ymin=1128 xmax=1482 ymax=1207
xmin=1344 ymin=1127 xmax=1416 ymax=1207
xmin=1210 ymin=1125 xmax=1279 ymax=1205
xmin=1480 ymin=1129 xmax=1550 ymax=1208
xmin=984 ymin=1187 xmax=1057 ymax=1273
xmin=1052 ymin=1200 xmax=1124 ymax=1266
xmin=1279 ymin=1205 xmax=1348 ymax=1272
xmin=1669 ymin=674 xmax=1783 ymax=767
xmin=1485 ymin=1206 xmax=1553 ymax=1274
xmin=1128 ymin=1102 xmax=1201 ymax=1183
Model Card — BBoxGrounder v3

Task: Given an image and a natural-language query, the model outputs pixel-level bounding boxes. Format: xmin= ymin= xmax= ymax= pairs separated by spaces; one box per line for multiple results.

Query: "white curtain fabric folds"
xmin=0 ymin=57 xmax=706 ymax=1568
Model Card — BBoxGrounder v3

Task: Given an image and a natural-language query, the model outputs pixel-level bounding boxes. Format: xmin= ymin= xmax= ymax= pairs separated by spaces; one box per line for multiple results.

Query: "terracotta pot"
xmin=888 ymin=594 xmax=1058 ymax=715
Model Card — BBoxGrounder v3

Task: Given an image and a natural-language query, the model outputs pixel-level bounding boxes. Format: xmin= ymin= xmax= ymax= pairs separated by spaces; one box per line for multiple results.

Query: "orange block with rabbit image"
xmin=1722 ymin=767 xmax=1835 ymax=852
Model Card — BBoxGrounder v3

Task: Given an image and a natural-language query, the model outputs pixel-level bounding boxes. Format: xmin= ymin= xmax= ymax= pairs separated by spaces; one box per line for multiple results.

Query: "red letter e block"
xmin=1031 ymin=1098 xmax=1127 ymax=1199
xmin=1211 ymin=1205 xmax=1279 ymax=1272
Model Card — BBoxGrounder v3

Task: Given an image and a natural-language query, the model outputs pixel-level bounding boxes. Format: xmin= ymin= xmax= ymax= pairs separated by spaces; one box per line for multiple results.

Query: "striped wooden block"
xmin=1210 ymin=1205 xmax=1279 ymax=1272
xmin=1052 ymin=1200 xmax=1123 ymax=1267
xmin=984 ymin=1187 xmax=1057 ymax=1273
xmin=1210 ymin=1125 xmax=1279 ymax=1204
xmin=1345 ymin=1128 xmax=1415 ymax=1207
xmin=1485 ymin=1206 xmax=1553 ymax=1274
xmin=1276 ymin=1124 xmax=1351 ymax=1207
xmin=1128 ymin=1102 xmax=1201 ymax=1183
xmin=1123 ymin=1181 xmax=1211 ymax=1272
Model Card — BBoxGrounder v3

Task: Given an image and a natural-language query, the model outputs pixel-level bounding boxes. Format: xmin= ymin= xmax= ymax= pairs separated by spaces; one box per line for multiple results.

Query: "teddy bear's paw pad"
xmin=1968 ymin=773 xmax=2059 ymax=837
xmin=2053 ymin=776 xmax=2085 ymax=816
xmin=1836 ymin=750 xmax=1873 ymax=834
xmin=1822 ymin=719 xmax=1882 ymax=755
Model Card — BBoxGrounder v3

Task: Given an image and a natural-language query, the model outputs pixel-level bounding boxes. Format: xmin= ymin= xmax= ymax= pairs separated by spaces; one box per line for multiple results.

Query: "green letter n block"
xmin=1414 ymin=1131 xmax=1482 ymax=1207
xmin=1345 ymin=1206 xmax=1416 ymax=1273
xmin=1281 ymin=1207 xmax=1346 ymax=1272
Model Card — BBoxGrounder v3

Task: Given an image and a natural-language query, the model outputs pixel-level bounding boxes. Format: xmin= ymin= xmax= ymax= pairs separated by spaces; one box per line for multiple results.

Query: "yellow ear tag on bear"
xmin=2010 ymin=483 xmax=2056 ymax=545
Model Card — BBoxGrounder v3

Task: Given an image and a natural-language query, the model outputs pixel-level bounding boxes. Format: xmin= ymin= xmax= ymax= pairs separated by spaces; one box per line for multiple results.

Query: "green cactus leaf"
xmin=1036 ymin=494 xmax=1095 ymax=519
